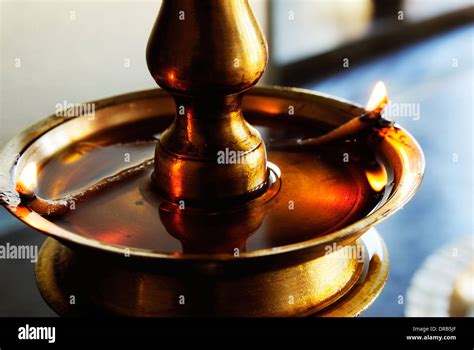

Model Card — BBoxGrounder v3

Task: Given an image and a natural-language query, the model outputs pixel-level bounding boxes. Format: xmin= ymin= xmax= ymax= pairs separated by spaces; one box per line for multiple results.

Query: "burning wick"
xmin=15 ymin=159 xmax=153 ymax=217
xmin=15 ymin=162 xmax=70 ymax=216
xmin=274 ymin=81 xmax=391 ymax=149
xmin=365 ymin=81 xmax=388 ymax=114
xmin=16 ymin=162 xmax=37 ymax=198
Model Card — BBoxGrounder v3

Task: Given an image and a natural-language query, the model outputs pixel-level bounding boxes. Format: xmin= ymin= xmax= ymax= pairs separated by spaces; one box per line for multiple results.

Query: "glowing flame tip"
xmin=17 ymin=162 xmax=37 ymax=195
xmin=366 ymin=81 xmax=388 ymax=112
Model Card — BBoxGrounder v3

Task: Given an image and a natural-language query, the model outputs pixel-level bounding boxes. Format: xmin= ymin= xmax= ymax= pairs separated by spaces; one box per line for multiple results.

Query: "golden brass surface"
xmin=315 ymin=229 xmax=390 ymax=317
xmin=147 ymin=0 xmax=268 ymax=203
xmin=35 ymin=229 xmax=388 ymax=317
xmin=0 ymin=87 xmax=424 ymax=260
xmin=0 ymin=86 xmax=423 ymax=316
xmin=0 ymin=0 xmax=424 ymax=317
xmin=36 ymin=236 xmax=366 ymax=317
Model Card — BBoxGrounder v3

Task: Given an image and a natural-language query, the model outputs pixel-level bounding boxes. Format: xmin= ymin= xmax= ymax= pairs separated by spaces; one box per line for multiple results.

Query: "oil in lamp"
xmin=0 ymin=0 xmax=424 ymax=317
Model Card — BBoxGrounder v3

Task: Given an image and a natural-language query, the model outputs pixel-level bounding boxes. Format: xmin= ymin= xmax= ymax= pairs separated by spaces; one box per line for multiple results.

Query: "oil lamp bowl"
xmin=0 ymin=86 xmax=424 ymax=316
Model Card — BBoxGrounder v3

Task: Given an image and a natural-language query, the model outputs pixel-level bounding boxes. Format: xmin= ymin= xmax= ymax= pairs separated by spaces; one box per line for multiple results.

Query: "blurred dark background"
xmin=0 ymin=0 xmax=473 ymax=317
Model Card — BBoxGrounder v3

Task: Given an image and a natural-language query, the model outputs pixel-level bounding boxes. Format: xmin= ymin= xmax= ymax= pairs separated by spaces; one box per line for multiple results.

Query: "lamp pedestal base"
xmin=35 ymin=229 xmax=388 ymax=317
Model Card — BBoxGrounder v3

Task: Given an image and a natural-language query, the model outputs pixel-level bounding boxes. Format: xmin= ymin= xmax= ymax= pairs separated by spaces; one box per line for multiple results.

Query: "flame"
xmin=16 ymin=162 xmax=38 ymax=195
xmin=366 ymin=81 xmax=388 ymax=112
xmin=365 ymin=165 xmax=387 ymax=192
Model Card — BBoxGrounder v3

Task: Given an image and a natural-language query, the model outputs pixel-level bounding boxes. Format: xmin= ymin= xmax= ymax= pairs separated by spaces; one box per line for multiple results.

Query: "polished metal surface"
xmin=0 ymin=87 xmax=425 ymax=261
xmin=0 ymin=86 xmax=423 ymax=316
xmin=0 ymin=0 xmax=425 ymax=318
xmin=316 ymin=229 xmax=390 ymax=317
xmin=34 ymin=229 xmax=388 ymax=317
xmin=35 ymin=235 xmax=364 ymax=317
xmin=147 ymin=0 xmax=268 ymax=203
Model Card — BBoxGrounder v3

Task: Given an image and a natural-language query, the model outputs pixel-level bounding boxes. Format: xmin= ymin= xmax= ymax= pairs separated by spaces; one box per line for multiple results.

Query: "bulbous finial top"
xmin=146 ymin=0 xmax=268 ymax=96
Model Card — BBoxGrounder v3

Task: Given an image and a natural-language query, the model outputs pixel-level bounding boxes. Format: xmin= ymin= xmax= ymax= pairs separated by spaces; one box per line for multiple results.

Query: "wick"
xmin=273 ymin=104 xmax=391 ymax=150
xmin=17 ymin=158 xmax=154 ymax=218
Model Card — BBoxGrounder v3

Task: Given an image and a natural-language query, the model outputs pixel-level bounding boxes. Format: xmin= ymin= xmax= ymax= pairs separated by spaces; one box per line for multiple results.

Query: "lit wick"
xmin=16 ymin=159 xmax=153 ymax=218
xmin=274 ymin=81 xmax=391 ymax=149
xmin=365 ymin=81 xmax=388 ymax=114
xmin=15 ymin=162 xmax=38 ymax=199
xmin=15 ymin=162 xmax=70 ymax=217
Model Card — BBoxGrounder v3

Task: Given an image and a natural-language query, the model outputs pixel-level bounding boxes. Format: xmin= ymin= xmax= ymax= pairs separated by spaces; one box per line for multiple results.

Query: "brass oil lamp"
xmin=0 ymin=0 xmax=424 ymax=317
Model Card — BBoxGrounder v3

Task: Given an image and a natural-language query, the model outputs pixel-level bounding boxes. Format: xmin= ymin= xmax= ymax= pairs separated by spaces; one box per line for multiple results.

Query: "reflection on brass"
xmin=147 ymin=0 xmax=268 ymax=203
xmin=141 ymin=163 xmax=281 ymax=254
xmin=0 ymin=87 xmax=424 ymax=316
xmin=1 ymin=87 xmax=424 ymax=260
